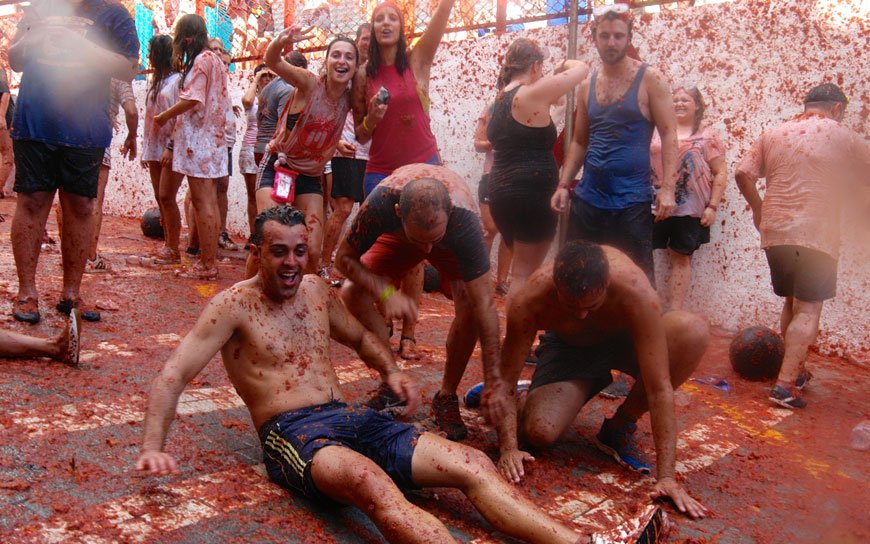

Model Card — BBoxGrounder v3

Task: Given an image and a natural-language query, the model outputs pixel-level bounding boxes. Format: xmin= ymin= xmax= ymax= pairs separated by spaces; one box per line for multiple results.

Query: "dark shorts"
xmin=488 ymin=184 xmax=557 ymax=247
xmin=360 ymin=232 xmax=461 ymax=299
xmin=478 ymin=173 xmax=490 ymax=205
xmin=530 ymin=331 xmax=640 ymax=396
xmin=765 ymin=245 xmax=837 ymax=302
xmin=363 ymin=153 xmax=441 ymax=197
xmin=259 ymin=402 xmax=421 ymax=501
xmin=568 ymin=197 xmax=655 ymax=287
xmin=257 ymin=154 xmax=323 ymax=197
xmin=653 ymin=215 xmax=710 ymax=255
xmin=13 ymin=139 xmax=103 ymax=198
xmin=331 ymin=157 xmax=366 ymax=202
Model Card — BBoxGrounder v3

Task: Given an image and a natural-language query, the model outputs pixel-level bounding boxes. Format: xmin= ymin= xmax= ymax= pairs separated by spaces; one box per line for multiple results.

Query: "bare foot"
xmin=152 ymin=246 xmax=181 ymax=265
xmin=399 ymin=336 xmax=419 ymax=360
xmin=175 ymin=263 xmax=219 ymax=280
xmin=55 ymin=309 xmax=81 ymax=365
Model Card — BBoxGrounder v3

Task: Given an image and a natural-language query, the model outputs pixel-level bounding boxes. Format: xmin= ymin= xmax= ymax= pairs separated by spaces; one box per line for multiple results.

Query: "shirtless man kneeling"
xmin=136 ymin=205 xmax=612 ymax=544
xmin=482 ymin=240 xmax=709 ymax=519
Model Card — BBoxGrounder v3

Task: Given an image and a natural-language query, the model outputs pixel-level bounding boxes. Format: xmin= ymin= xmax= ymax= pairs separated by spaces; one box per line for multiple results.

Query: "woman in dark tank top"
xmin=486 ymin=38 xmax=589 ymax=301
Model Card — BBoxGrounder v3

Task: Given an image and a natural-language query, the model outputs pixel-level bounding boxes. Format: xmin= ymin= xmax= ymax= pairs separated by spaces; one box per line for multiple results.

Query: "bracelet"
xmin=386 ymin=367 xmax=401 ymax=376
xmin=379 ymin=284 xmax=397 ymax=304
xmin=166 ymin=140 xmax=174 ymax=151
xmin=362 ymin=116 xmax=372 ymax=132
xmin=706 ymin=204 xmax=717 ymax=211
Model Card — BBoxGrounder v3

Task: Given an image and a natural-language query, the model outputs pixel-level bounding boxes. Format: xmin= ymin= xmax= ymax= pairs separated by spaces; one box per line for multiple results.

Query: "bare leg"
xmin=310 ymin=445 xmax=454 ymax=544
xmin=320 ymin=196 xmax=354 ymax=269
xmin=217 ymin=174 xmax=229 ymax=234
xmin=294 ymin=192 xmax=324 ymax=275
xmin=0 ymin=325 xmax=69 ymax=361
xmin=521 ymin=379 xmax=597 ymax=447
xmin=780 ymin=297 xmax=794 ymax=337
xmin=12 ymin=191 xmax=55 ymax=301
xmin=87 ymin=165 xmax=110 ymax=261
xmin=776 ymin=298 xmax=823 ymax=386
xmin=184 ymin=190 xmax=198 ymax=249
xmin=157 ymin=169 xmax=185 ymax=253
xmin=243 ymin=172 xmax=257 ymax=236
xmin=480 ymin=203 xmax=497 ymax=253
xmin=612 ymin=310 xmax=709 ymax=424
xmin=496 ymin=237 xmax=513 ymax=287
xmin=187 ymin=177 xmax=219 ymax=272
xmin=411 ymin=434 xmax=581 ymax=544
xmin=506 ymin=240 xmax=550 ymax=304
xmin=665 ymin=249 xmax=692 ymax=311
xmin=0 ymin=129 xmax=13 ymax=195
xmin=439 ymin=280 xmax=479 ymax=396
xmin=57 ymin=189 xmax=95 ymax=302
xmin=399 ymin=263 xmax=423 ymax=359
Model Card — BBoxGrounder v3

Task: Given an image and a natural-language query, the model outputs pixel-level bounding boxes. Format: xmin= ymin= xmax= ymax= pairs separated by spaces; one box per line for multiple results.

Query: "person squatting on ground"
xmin=154 ymin=14 xmax=228 ymax=281
xmin=135 ymin=205 xmax=601 ymax=544
xmin=319 ymin=23 xmax=372 ymax=281
xmin=336 ymin=164 xmax=499 ymax=442
xmin=247 ymin=26 xmax=357 ymax=278
xmin=481 ymin=241 xmax=709 ymax=519
xmin=239 ymin=63 xmax=276 ymax=237
xmin=141 ymin=34 xmax=182 ymax=264
xmin=552 ymin=3 xmax=678 ymax=286
xmin=649 ymin=84 xmax=727 ymax=310
xmin=735 ymin=83 xmax=870 ymax=409
xmin=472 ymin=97 xmax=513 ymax=297
xmin=487 ymin=38 xmax=589 ymax=302
xmin=351 ymin=0 xmax=456 ymax=360
xmin=8 ymin=0 xmax=139 ymax=324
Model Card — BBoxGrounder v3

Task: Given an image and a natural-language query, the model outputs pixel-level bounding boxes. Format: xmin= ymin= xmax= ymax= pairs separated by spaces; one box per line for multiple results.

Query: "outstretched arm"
xmin=136 ymin=295 xmax=238 ymax=475
xmin=526 ymin=60 xmax=589 ymax=108
xmin=410 ymin=0 xmax=457 ymax=80
xmin=326 ymin=285 xmax=421 ymax=415
xmin=264 ymin=25 xmax=317 ymax=96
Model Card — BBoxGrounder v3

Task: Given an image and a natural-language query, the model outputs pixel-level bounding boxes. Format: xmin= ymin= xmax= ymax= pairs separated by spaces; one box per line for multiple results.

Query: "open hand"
xmin=136 ymin=450 xmax=180 ymax=476
xmin=498 ymin=449 xmax=535 ymax=483
xmin=650 ymin=477 xmax=708 ymax=519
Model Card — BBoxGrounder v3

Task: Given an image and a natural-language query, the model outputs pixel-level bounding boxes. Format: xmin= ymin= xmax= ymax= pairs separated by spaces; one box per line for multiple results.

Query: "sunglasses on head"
xmin=592 ymin=3 xmax=630 ymax=20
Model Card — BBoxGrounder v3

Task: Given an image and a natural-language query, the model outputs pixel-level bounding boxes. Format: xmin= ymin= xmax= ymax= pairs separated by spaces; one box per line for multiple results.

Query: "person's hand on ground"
xmin=136 ymin=450 xmax=180 ymax=476
xmin=650 ymin=476 xmax=708 ymax=519
xmin=497 ymin=449 xmax=534 ymax=483
xmin=386 ymin=370 xmax=421 ymax=416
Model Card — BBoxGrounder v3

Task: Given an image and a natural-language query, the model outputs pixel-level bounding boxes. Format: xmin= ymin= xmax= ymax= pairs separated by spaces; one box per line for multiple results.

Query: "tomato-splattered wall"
xmin=102 ymin=0 xmax=870 ymax=361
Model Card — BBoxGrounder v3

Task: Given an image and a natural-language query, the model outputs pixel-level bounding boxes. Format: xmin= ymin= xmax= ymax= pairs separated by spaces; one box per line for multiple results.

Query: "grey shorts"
xmin=529 ymin=330 xmax=640 ymax=395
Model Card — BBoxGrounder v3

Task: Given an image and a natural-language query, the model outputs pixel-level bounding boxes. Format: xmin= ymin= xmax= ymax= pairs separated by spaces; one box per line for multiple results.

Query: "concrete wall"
xmin=103 ymin=0 xmax=870 ymax=361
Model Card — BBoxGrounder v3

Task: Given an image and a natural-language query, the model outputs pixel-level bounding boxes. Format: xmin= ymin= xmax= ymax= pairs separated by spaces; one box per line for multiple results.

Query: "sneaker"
xmin=13 ymin=297 xmax=40 ymax=324
xmin=769 ymin=384 xmax=807 ymax=409
xmin=432 ymin=391 xmax=467 ymax=441
xmin=795 ymin=367 xmax=813 ymax=391
xmin=464 ymin=380 xmax=531 ymax=408
xmin=591 ymin=505 xmax=667 ymax=544
xmin=596 ymin=419 xmax=651 ymax=474
xmin=56 ymin=298 xmax=100 ymax=322
xmin=85 ymin=254 xmax=112 ymax=274
xmin=186 ymin=246 xmax=201 ymax=256
xmin=218 ymin=232 xmax=239 ymax=251
xmin=599 ymin=373 xmax=633 ymax=400
xmin=317 ymin=265 xmax=332 ymax=281
xmin=364 ymin=382 xmax=406 ymax=411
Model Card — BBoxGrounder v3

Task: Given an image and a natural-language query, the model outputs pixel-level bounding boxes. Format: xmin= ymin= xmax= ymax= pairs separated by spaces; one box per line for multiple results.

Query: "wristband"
xmin=386 ymin=367 xmax=401 ymax=376
xmin=558 ymin=179 xmax=578 ymax=191
xmin=362 ymin=116 xmax=372 ymax=132
xmin=166 ymin=140 xmax=174 ymax=151
xmin=706 ymin=204 xmax=717 ymax=211
xmin=379 ymin=284 xmax=396 ymax=304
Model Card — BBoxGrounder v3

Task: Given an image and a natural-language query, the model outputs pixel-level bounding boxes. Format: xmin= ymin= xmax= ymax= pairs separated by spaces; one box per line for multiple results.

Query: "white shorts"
xmin=239 ymin=145 xmax=258 ymax=175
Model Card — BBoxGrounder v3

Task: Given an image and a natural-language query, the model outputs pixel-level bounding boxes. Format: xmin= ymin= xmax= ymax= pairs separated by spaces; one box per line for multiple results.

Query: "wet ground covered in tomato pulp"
xmin=0 ymin=198 xmax=868 ymax=543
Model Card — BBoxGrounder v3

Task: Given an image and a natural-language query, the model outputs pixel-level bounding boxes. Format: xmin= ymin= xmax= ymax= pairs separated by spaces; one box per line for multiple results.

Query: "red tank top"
xmin=366 ymin=64 xmax=439 ymax=175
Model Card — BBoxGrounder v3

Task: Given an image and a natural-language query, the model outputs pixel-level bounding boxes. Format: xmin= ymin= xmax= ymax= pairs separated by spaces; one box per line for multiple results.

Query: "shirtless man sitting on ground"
xmin=482 ymin=240 xmax=709 ymax=519
xmin=135 ymin=206 xmax=655 ymax=544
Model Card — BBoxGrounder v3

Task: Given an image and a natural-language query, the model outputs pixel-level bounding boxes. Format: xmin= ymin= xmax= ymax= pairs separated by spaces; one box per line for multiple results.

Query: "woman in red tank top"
xmin=350 ymin=0 xmax=455 ymax=360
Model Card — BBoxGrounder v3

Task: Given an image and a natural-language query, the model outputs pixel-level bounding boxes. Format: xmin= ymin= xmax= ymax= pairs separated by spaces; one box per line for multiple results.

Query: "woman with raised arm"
xmin=487 ymin=38 xmax=588 ymax=301
xmin=650 ymin=84 xmax=726 ymax=310
xmin=351 ymin=0 xmax=456 ymax=360
xmin=245 ymin=26 xmax=358 ymax=277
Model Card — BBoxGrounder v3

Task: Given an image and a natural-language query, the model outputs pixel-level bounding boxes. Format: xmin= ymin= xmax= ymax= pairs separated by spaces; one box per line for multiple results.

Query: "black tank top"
xmin=487 ymin=85 xmax=558 ymax=195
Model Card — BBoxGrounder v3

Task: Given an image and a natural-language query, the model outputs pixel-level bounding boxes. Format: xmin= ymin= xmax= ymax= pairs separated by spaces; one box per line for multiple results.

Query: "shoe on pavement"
xmin=433 ymin=391 xmax=467 ymax=441
xmin=13 ymin=298 xmax=40 ymax=324
xmin=769 ymin=384 xmax=807 ymax=409
xmin=596 ymin=418 xmax=652 ymax=474
xmin=56 ymin=298 xmax=100 ymax=322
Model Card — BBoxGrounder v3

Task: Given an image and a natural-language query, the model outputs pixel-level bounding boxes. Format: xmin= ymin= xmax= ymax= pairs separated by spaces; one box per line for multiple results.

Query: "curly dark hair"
xmin=249 ymin=205 xmax=307 ymax=246
xmin=553 ymin=241 xmax=609 ymax=300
